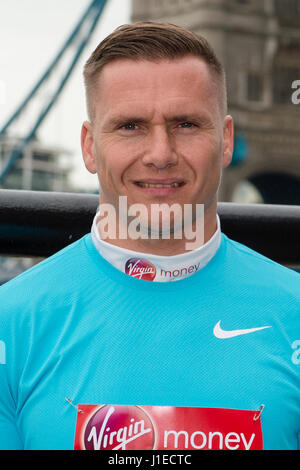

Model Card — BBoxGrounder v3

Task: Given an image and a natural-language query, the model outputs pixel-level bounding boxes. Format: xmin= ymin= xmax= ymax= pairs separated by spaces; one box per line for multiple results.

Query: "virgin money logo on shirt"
xmin=74 ymin=404 xmax=263 ymax=450
xmin=80 ymin=405 xmax=154 ymax=450
xmin=125 ymin=258 xmax=156 ymax=281
xmin=160 ymin=262 xmax=200 ymax=279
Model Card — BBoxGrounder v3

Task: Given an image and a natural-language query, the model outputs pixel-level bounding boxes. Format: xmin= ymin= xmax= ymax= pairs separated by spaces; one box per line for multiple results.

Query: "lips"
xmin=136 ymin=182 xmax=182 ymax=188
xmin=134 ymin=179 xmax=185 ymax=188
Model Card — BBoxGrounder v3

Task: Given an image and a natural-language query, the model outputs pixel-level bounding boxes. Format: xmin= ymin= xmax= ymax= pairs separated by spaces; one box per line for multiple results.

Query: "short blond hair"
xmin=83 ymin=21 xmax=227 ymax=119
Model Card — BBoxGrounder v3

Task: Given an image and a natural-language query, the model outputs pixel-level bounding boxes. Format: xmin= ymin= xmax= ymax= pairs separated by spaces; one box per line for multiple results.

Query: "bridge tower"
xmin=132 ymin=0 xmax=300 ymax=204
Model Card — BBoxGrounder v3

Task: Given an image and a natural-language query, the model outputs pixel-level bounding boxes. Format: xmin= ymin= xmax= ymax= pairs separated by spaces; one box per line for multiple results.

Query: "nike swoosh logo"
xmin=213 ymin=320 xmax=272 ymax=339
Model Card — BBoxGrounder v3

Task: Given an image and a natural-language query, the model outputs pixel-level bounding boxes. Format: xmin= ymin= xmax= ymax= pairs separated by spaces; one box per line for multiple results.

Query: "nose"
xmin=142 ymin=126 xmax=178 ymax=169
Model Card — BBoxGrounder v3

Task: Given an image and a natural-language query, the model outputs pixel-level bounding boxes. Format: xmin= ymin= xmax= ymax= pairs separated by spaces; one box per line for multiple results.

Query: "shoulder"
xmin=0 ymin=234 xmax=93 ymax=317
xmin=220 ymin=234 xmax=300 ymax=339
xmin=222 ymin=232 xmax=300 ymax=294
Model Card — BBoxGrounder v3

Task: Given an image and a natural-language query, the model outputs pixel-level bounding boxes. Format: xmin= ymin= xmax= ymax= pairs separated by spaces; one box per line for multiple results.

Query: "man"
xmin=0 ymin=22 xmax=299 ymax=451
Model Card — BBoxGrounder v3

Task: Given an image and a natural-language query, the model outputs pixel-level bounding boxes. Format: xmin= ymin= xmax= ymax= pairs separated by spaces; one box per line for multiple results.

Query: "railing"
xmin=0 ymin=189 xmax=300 ymax=267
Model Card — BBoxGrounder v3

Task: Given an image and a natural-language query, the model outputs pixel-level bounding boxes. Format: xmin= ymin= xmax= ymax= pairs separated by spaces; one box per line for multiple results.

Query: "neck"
xmin=91 ymin=212 xmax=221 ymax=282
xmin=97 ymin=199 xmax=218 ymax=256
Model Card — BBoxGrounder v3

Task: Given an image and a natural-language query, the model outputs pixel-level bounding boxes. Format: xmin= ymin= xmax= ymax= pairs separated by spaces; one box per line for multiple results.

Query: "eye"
xmin=122 ymin=122 xmax=138 ymax=131
xmin=178 ymin=122 xmax=195 ymax=128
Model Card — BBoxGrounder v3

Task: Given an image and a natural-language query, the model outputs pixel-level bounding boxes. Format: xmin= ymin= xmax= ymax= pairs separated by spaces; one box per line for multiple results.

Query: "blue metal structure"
xmin=0 ymin=0 xmax=108 ymax=183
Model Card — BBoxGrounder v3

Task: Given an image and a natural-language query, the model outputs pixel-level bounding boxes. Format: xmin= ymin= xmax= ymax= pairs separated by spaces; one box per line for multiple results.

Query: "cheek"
xmin=185 ymin=138 xmax=224 ymax=200
xmin=94 ymin=140 xmax=134 ymax=185
xmin=186 ymin=137 xmax=223 ymax=175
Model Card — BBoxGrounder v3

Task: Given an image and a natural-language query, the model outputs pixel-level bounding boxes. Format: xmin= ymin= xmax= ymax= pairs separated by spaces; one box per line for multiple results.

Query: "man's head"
xmin=81 ymin=22 xmax=233 ymax=251
xmin=83 ymin=22 xmax=227 ymax=121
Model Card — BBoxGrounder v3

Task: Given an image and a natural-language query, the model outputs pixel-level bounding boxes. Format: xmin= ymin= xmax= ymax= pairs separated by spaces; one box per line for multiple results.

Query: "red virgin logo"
xmin=74 ymin=404 xmax=263 ymax=450
xmin=125 ymin=258 xmax=156 ymax=281
xmin=83 ymin=405 xmax=155 ymax=450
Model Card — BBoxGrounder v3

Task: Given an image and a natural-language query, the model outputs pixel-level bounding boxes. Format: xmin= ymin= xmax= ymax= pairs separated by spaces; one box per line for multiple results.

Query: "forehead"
xmin=93 ymin=57 xmax=220 ymax=118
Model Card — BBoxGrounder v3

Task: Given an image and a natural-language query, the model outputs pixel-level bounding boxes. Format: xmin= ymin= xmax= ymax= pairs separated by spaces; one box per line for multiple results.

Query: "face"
xmin=81 ymin=56 xmax=233 ymax=233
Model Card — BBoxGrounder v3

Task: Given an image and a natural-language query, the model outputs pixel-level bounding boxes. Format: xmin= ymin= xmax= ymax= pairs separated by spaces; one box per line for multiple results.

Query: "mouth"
xmin=134 ymin=180 xmax=185 ymax=189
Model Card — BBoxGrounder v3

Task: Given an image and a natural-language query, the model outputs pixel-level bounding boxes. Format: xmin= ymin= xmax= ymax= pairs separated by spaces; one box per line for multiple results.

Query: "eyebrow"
xmin=106 ymin=115 xmax=147 ymax=127
xmin=169 ymin=114 xmax=214 ymax=127
xmin=170 ymin=115 xmax=199 ymax=122
xmin=105 ymin=113 xmax=212 ymax=128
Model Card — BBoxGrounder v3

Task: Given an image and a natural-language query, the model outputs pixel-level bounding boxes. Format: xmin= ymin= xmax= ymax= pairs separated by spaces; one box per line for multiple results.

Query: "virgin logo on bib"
xmin=125 ymin=258 xmax=156 ymax=281
xmin=74 ymin=404 xmax=263 ymax=450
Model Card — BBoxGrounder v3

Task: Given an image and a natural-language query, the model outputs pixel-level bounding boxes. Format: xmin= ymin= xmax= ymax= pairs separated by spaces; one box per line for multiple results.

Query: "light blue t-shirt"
xmin=0 ymin=233 xmax=299 ymax=450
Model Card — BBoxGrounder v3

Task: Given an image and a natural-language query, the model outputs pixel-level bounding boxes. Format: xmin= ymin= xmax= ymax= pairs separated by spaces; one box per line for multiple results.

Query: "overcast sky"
xmin=0 ymin=0 xmax=131 ymax=190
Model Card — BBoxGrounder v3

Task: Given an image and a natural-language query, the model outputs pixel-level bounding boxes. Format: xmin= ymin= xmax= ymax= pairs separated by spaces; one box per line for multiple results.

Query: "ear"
xmin=222 ymin=115 xmax=234 ymax=169
xmin=81 ymin=121 xmax=97 ymax=174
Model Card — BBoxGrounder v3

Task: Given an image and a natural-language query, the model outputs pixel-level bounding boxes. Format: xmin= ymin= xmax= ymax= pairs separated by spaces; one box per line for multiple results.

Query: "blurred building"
xmin=132 ymin=0 xmax=300 ymax=204
xmin=0 ymin=257 xmax=40 ymax=286
xmin=0 ymin=136 xmax=72 ymax=192
xmin=0 ymin=136 xmax=72 ymax=284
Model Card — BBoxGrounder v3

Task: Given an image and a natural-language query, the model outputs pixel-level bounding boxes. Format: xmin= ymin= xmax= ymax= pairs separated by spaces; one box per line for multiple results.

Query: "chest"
xmin=17 ymin=309 xmax=300 ymax=450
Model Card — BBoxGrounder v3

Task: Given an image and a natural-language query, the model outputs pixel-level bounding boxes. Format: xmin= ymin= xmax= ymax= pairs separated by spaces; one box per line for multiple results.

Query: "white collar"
xmin=91 ymin=212 xmax=221 ymax=282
